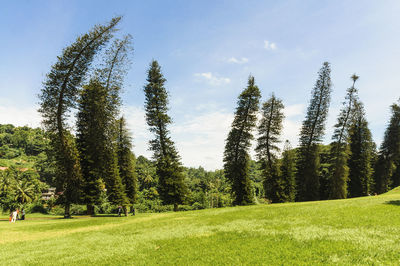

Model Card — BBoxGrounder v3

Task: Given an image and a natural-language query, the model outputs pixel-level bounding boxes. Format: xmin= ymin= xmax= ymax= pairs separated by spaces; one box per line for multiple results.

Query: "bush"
xmin=49 ymin=204 xmax=87 ymax=216
xmin=191 ymin=202 xmax=205 ymax=210
xmin=26 ymin=201 xmax=48 ymax=214
xmin=178 ymin=205 xmax=194 ymax=211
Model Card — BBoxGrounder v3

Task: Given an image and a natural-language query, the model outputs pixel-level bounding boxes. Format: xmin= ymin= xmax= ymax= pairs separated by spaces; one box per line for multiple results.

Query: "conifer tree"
xmin=144 ymin=60 xmax=188 ymax=211
xmin=224 ymin=76 xmax=261 ymax=205
xmin=348 ymin=101 xmax=375 ymax=197
xmin=329 ymin=74 xmax=359 ymax=199
xmin=76 ymin=36 xmax=132 ymax=215
xmin=117 ymin=117 xmax=138 ymax=212
xmin=280 ymin=140 xmax=296 ymax=202
xmin=256 ymin=94 xmax=285 ymax=202
xmin=296 ymin=62 xmax=332 ymax=201
xmin=38 ymin=17 xmax=121 ymax=218
xmin=76 ymin=80 xmax=108 ymax=215
xmin=374 ymin=99 xmax=400 ymax=193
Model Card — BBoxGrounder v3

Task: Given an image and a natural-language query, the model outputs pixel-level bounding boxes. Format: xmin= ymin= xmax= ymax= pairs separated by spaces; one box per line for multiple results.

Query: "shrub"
xmin=26 ymin=201 xmax=48 ymax=214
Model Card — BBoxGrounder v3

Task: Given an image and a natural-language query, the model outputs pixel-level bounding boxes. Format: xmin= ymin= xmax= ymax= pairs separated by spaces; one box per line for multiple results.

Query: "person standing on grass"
xmin=11 ymin=210 xmax=17 ymax=223
xmin=21 ymin=209 xmax=25 ymax=220
xmin=117 ymin=206 xmax=122 ymax=217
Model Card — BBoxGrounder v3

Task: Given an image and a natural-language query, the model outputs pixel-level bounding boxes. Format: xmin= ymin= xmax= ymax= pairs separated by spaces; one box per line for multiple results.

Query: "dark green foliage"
xmin=256 ymin=94 xmax=285 ymax=202
xmin=374 ymin=99 xmax=400 ymax=193
xmin=224 ymin=76 xmax=261 ymax=205
xmin=102 ymin=147 xmax=128 ymax=206
xmin=76 ymin=34 xmax=132 ymax=214
xmin=185 ymin=168 xmax=231 ymax=208
xmin=136 ymin=155 xmax=158 ymax=191
xmin=329 ymin=74 xmax=359 ymax=199
xmin=117 ymin=117 xmax=138 ymax=206
xmin=144 ymin=60 xmax=188 ymax=210
xmin=0 ymin=167 xmax=46 ymax=211
xmin=318 ymin=144 xmax=331 ymax=200
xmin=348 ymin=102 xmax=375 ymax=197
xmin=280 ymin=141 xmax=296 ymax=202
xmin=296 ymin=62 xmax=332 ymax=201
xmin=38 ymin=17 xmax=121 ymax=218
xmin=50 ymin=131 xmax=82 ymax=217
xmin=76 ymin=80 xmax=109 ymax=211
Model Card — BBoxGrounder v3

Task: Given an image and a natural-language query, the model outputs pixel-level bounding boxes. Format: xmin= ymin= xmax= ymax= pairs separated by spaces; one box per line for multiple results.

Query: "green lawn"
xmin=1 ymin=189 xmax=400 ymax=265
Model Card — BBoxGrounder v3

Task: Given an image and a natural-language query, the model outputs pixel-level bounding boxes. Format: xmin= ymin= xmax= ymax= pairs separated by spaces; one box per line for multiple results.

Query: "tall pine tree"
xmin=38 ymin=17 xmax=121 ymax=218
xmin=144 ymin=60 xmax=188 ymax=211
xmin=256 ymin=94 xmax=285 ymax=202
xmin=348 ymin=101 xmax=375 ymax=197
xmin=296 ymin=62 xmax=332 ymax=201
xmin=117 ymin=117 xmax=138 ymax=213
xmin=224 ymin=76 xmax=261 ymax=205
xmin=374 ymin=99 xmax=400 ymax=193
xmin=329 ymin=74 xmax=359 ymax=199
xmin=76 ymin=36 xmax=132 ymax=215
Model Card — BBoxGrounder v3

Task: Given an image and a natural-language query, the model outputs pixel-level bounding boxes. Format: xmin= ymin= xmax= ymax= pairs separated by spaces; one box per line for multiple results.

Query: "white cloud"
xmin=123 ymin=105 xmax=234 ymax=170
xmin=122 ymin=106 xmax=152 ymax=159
xmin=172 ymin=111 xmax=234 ymax=170
xmin=227 ymin=57 xmax=249 ymax=64
xmin=264 ymin=40 xmax=277 ymax=50
xmin=194 ymin=72 xmax=231 ymax=86
xmin=284 ymin=104 xmax=304 ymax=117
xmin=0 ymin=103 xmax=42 ymax=128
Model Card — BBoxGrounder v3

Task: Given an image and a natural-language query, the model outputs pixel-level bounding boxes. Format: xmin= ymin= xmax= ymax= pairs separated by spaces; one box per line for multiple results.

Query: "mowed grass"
xmin=2 ymin=190 xmax=400 ymax=265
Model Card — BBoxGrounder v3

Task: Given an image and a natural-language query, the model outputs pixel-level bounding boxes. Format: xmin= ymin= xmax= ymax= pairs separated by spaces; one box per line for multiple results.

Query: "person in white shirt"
xmin=11 ymin=210 xmax=17 ymax=223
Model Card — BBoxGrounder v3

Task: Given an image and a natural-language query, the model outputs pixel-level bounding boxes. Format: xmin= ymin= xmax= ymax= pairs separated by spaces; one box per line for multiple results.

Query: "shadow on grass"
xmin=385 ymin=200 xmax=400 ymax=206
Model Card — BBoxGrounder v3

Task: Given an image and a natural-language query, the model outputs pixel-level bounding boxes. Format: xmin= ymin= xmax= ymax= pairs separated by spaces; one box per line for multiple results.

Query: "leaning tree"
xmin=296 ymin=62 xmax=332 ymax=201
xmin=329 ymin=74 xmax=359 ymax=199
xmin=224 ymin=76 xmax=261 ymax=205
xmin=38 ymin=17 xmax=121 ymax=218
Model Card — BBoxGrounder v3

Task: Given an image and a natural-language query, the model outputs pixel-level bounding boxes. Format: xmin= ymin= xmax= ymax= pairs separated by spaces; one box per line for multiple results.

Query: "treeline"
xmin=224 ymin=62 xmax=400 ymax=204
xmin=3 ymin=17 xmax=399 ymax=216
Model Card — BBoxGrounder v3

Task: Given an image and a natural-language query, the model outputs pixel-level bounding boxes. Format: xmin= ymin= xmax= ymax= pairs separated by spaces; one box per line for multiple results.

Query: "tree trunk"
xmin=86 ymin=204 xmax=94 ymax=216
xmin=173 ymin=203 xmax=178 ymax=212
xmin=123 ymin=206 xmax=128 ymax=216
xmin=130 ymin=205 xmax=136 ymax=216
xmin=64 ymin=203 xmax=71 ymax=219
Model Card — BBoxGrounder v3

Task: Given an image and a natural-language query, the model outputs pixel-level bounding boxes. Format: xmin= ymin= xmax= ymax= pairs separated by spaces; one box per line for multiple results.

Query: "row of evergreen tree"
xmin=224 ymin=62 xmax=400 ymax=205
xmin=37 ymin=17 xmax=400 ymax=217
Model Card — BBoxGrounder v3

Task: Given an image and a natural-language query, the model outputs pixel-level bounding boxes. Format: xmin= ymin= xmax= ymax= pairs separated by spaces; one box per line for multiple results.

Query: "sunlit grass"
xmin=1 ymin=190 xmax=400 ymax=265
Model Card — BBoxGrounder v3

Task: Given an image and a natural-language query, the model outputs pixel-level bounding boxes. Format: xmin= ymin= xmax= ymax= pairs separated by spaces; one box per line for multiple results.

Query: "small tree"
xmin=224 ymin=76 xmax=261 ymax=205
xmin=280 ymin=140 xmax=297 ymax=202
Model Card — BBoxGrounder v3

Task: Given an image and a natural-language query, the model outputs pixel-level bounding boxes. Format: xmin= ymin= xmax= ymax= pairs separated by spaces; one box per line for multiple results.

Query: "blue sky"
xmin=1 ymin=0 xmax=400 ymax=170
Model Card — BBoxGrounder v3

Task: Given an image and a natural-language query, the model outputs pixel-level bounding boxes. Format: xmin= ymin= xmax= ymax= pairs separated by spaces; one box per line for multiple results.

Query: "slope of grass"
xmin=1 ymin=190 xmax=400 ymax=265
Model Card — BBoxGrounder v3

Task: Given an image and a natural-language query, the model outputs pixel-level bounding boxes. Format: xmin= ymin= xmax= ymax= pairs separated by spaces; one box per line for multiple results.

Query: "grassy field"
xmin=1 ymin=189 xmax=400 ymax=265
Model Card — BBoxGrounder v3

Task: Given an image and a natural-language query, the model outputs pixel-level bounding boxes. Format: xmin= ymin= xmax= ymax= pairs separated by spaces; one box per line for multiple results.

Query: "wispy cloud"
xmin=264 ymin=40 xmax=277 ymax=50
xmin=227 ymin=57 xmax=249 ymax=64
xmin=194 ymin=72 xmax=231 ymax=86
